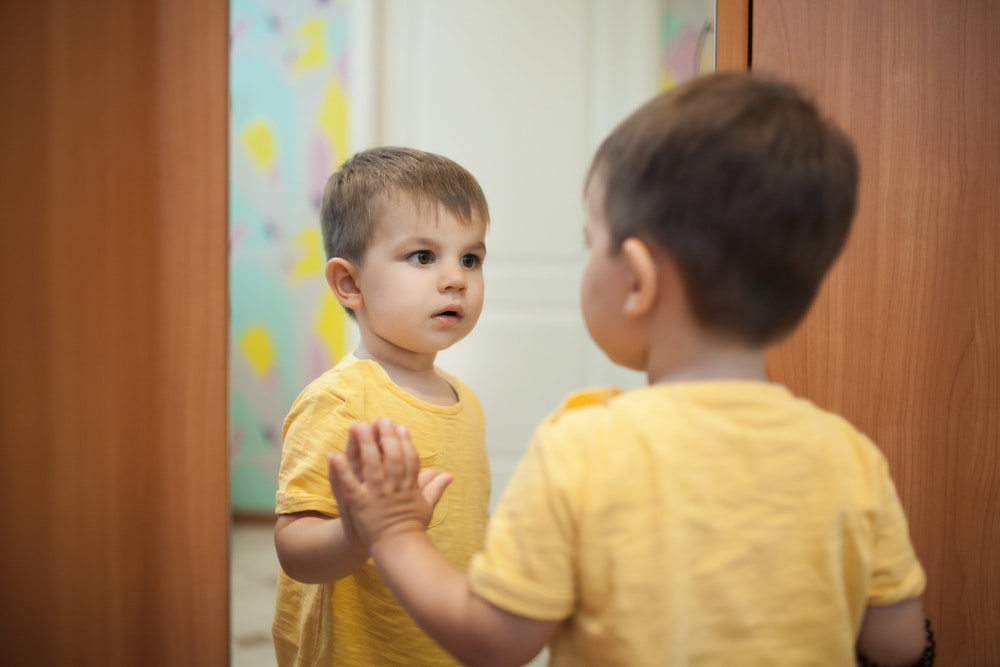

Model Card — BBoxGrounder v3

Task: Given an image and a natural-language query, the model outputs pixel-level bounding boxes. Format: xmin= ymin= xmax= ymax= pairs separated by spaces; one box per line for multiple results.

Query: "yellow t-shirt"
xmin=469 ymin=382 xmax=925 ymax=666
xmin=273 ymin=354 xmax=490 ymax=666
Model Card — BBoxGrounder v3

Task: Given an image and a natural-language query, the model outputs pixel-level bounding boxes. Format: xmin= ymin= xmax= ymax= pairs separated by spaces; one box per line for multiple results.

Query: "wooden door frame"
xmin=716 ymin=0 xmax=751 ymax=71
xmin=0 ymin=1 xmax=230 ymax=663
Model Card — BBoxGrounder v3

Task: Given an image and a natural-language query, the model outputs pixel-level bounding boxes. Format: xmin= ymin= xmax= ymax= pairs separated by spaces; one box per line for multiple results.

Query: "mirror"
xmin=228 ymin=1 xmax=717 ymax=663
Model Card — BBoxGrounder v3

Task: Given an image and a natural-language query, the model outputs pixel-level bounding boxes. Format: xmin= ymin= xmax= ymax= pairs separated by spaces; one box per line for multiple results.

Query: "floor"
xmin=230 ymin=521 xmax=548 ymax=667
xmin=231 ymin=521 xmax=280 ymax=667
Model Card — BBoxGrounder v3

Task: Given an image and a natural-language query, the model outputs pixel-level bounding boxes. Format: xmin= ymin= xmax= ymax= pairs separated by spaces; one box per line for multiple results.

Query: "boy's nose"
xmin=439 ymin=262 xmax=467 ymax=292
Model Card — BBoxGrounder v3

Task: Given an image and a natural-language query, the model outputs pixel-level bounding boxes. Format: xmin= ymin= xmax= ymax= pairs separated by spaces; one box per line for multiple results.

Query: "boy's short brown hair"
xmin=590 ymin=72 xmax=859 ymax=345
xmin=321 ymin=146 xmax=490 ymax=263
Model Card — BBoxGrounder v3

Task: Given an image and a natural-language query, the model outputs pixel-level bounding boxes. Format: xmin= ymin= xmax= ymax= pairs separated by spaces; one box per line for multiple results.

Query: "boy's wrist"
xmin=347 ymin=535 xmax=368 ymax=557
xmin=367 ymin=520 xmax=429 ymax=557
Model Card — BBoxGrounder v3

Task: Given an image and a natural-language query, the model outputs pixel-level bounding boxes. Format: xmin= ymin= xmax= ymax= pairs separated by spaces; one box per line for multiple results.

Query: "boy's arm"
xmin=275 ymin=420 xmax=462 ymax=585
xmin=856 ymin=597 xmax=927 ymax=666
xmin=329 ymin=420 xmax=559 ymax=667
xmin=275 ymin=385 xmax=370 ymax=583
xmin=856 ymin=453 xmax=930 ymax=666
xmin=273 ymin=510 xmax=368 ymax=584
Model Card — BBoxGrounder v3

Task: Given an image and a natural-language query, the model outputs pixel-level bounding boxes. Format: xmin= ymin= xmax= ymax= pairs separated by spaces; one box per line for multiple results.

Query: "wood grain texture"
xmin=716 ymin=0 xmax=750 ymax=71
xmin=0 ymin=1 xmax=229 ymax=664
xmin=754 ymin=1 xmax=1000 ymax=664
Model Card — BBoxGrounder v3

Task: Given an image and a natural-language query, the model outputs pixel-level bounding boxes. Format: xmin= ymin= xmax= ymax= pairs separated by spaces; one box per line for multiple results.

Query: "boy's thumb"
xmin=418 ymin=469 xmax=454 ymax=509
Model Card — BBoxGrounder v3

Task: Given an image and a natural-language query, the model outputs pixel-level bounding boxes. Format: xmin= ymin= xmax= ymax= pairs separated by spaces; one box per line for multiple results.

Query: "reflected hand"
xmin=328 ymin=419 xmax=453 ymax=549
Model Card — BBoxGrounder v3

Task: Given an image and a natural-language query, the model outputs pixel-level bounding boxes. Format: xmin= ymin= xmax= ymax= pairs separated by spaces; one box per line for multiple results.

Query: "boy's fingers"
xmin=355 ymin=421 xmax=386 ymax=486
xmin=328 ymin=453 xmax=360 ymax=496
xmin=418 ymin=469 xmax=454 ymax=509
xmin=346 ymin=422 xmax=365 ymax=481
xmin=376 ymin=418 xmax=405 ymax=489
xmin=416 ymin=468 xmax=436 ymax=488
xmin=398 ymin=425 xmax=421 ymax=489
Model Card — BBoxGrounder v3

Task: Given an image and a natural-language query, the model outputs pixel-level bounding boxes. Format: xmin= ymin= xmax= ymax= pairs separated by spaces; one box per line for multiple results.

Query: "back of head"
xmin=320 ymin=146 xmax=490 ymax=263
xmin=591 ymin=71 xmax=859 ymax=345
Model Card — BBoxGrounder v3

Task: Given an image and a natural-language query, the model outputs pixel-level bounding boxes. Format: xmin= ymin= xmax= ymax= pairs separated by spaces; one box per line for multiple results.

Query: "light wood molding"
xmin=716 ymin=0 xmax=750 ymax=71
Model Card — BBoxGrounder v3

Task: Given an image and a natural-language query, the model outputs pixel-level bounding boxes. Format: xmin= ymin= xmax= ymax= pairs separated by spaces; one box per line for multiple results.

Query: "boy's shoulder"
xmin=547 ymin=387 xmax=623 ymax=420
xmin=541 ymin=381 xmax=877 ymax=443
xmin=539 ymin=387 xmax=624 ymax=434
xmin=538 ymin=385 xmax=694 ymax=441
xmin=291 ymin=355 xmax=481 ymax=417
xmin=289 ymin=354 xmax=381 ymax=410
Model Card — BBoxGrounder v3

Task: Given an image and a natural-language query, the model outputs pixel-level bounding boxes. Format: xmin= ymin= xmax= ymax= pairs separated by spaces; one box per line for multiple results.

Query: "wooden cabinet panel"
xmin=753 ymin=1 xmax=1000 ymax=663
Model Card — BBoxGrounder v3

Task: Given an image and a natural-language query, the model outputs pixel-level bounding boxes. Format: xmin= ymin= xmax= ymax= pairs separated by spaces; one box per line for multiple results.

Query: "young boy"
xmin=328 ymin=73 xmax=931 ymax=666
xmin=272 ymin=146 xmax=492 ymax=665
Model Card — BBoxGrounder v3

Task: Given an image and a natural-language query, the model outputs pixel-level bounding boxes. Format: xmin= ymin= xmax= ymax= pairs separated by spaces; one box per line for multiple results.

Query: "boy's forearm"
xmin=856 ymin=597 xmax=926 ymax=666
xmin=274 ymin=513 xmax=368 ymax=584
xmin=329 ymin=420 xmax=557 ymax=665
xmin=369 ymin=530 xmax=549 ymax=667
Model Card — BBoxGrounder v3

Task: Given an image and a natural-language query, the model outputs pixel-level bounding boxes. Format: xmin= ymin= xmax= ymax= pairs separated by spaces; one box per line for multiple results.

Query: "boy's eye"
xmin=409 ymin=250 xmax=434 ymax=265
xmin=460 ymin=253 xmax=482 ymax=269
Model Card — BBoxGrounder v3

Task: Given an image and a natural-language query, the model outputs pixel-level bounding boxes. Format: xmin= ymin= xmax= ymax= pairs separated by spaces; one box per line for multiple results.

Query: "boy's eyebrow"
xmin=403 ymin=236 xmax=487 ymax=254
xmin=394 ymin=235 xmax=442 ymax=250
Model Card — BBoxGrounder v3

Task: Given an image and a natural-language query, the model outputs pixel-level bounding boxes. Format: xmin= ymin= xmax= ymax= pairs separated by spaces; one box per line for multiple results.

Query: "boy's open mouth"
xmin=433 ymin=308 xmax=462 ymax=319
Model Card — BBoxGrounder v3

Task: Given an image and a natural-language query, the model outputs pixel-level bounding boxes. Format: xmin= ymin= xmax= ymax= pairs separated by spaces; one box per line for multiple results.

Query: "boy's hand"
xmin=328 ymin=419 xmax=453 ymax=550
xmin=335 ymin=495 xmax=367 ymax=556
xmin=330 ymin=432 xmax=367 ymax=555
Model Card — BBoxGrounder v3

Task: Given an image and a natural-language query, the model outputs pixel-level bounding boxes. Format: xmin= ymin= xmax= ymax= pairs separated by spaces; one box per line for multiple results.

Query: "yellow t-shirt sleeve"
xmin=868 ymin=455 xmax=926 ymax=605
xmin=275 ymin=383 xmax=356 ymax=517
xmin=468 ymin=429 xmax=577 ymax=620
xmin=468 ymin=389 xmax=617 ymax=621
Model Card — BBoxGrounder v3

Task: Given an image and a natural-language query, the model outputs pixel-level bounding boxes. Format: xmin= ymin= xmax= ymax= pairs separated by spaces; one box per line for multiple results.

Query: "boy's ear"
xmin=621 ymin=237 xmax=658 ymax=318
xmin=326 ymin=257 xmax=363 ymax=311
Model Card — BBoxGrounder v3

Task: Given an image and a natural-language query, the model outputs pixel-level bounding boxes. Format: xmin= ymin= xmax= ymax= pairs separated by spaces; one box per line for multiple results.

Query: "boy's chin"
xmin=613 ymin=359 xmax=646 ymax=373
xmin=420 ymin=333 xmax=471 ymax=355
xmin=601 ymin=347 xmax=646 ymax=372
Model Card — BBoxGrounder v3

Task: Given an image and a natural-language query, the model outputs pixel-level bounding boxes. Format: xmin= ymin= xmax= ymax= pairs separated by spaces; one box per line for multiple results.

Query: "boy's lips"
xmin=432 ymin=305 xmax=464 ymax=322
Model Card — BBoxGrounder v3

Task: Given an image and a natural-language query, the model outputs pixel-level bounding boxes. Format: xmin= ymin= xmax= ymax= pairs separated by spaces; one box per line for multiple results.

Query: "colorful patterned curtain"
xmin=229 ymin=0 xmax=353 ymax=512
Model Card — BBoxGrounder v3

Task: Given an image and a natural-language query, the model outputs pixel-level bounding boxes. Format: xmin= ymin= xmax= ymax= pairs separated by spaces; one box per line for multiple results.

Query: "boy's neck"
xmin=646 ymin=325 xmax=770 ymax=386
xmin=353 ymin=339 xmax=458 ymax=406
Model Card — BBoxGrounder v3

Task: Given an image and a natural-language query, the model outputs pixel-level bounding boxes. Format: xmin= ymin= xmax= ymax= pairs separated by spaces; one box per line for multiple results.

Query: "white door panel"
xmin=360 ymin=0 xmax=655 ymax=506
